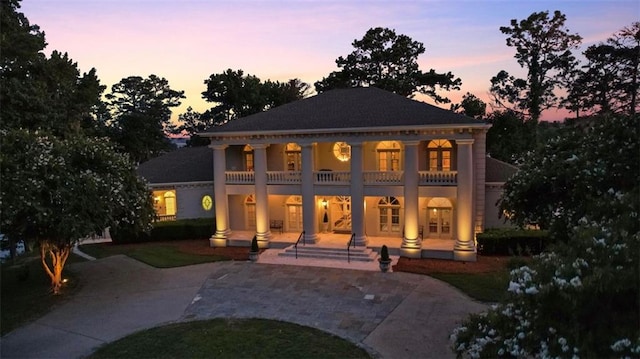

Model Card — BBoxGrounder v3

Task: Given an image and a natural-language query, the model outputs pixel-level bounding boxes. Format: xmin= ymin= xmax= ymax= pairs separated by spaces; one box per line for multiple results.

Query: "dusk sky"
xmin=21 ymin=0 xmax=639 ymax=122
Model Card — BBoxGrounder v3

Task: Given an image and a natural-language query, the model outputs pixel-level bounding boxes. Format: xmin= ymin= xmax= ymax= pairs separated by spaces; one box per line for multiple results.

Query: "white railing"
xmin=419 ymin=171 xmax=457 ymax=185
xmin=226 ymin=171 xmax=255 ymax=184
xmin=267 ymin=171 xmax=301 ymax=184
xmin=224 ymin=170 xmax=457 ymax=186
xmin=315 ymin=171 xmax=351 ymax=184
xmin=363 ymin=171 xmax=403 ymax=185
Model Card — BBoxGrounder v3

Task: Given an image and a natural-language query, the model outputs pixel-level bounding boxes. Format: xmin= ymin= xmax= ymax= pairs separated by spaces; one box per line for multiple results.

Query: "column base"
xmin=400 ymin=237 xmax=422 ymax=258
xmin=305 ymin=232 xmax=320 ymax=244
xmin=354 ymin=235 xmax=368 ymax=247
xmin=256 ymin=231 xmax=271 ymax=248
xmin=210 ymin=229 xmax=230 ymax=247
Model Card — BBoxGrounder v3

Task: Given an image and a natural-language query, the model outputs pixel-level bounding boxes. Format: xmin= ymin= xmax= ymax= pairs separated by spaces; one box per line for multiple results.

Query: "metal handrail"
xmin=294 ymin=230 xmax=305 ymax=259
xmin=347 ymin=233 xmax=356 ymax=263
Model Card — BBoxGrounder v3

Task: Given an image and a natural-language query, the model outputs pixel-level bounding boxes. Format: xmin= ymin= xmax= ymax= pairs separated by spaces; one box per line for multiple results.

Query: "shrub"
xmin=111 ymin=218 xmax=215 ymax=244
xmin=476 ymin=228 xmax=550 ymax=256
xmin=250 ymin=236 xmax=259 ymax=253
xmin=380 ymin=245 xmax=390 ymax=261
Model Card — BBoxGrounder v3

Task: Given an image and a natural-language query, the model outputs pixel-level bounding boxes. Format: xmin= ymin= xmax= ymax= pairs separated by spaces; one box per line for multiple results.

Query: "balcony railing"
xmin=225 ymin=170 xmax=457 ymax=186
xmin=419 ymin=171 xmax=457 ymax=185
xmin=363 ymin=171 xmax=403 ymax=184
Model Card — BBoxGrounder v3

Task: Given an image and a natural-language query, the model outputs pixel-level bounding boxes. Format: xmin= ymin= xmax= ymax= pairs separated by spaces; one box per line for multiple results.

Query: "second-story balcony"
xmin=225 ymin=171 xmax=457 ymax=186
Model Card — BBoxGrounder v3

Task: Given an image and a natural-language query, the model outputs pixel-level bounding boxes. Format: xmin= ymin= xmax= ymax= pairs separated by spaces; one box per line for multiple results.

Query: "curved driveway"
xmin=1 ymin=255 xmax=486 ymax=358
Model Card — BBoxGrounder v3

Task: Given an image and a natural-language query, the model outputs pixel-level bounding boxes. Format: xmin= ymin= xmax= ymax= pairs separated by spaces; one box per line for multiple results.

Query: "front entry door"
xmin=428 ymin=207 xmax=452 ymax=238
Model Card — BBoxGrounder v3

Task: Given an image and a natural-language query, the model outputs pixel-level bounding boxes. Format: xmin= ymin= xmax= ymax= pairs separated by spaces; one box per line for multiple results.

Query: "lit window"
xmin=427 ymin=139 xmax=452 ymax=171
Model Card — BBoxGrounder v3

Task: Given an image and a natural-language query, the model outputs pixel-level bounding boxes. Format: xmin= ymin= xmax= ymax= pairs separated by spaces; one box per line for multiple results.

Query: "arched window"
xmin=378 ymin=197 xmax=401 ymax=234
xmin=245 ymin=194 xmax=256 ymax=229
xmin=427 ymin=139 xmax=452 ymax=171
xmin=376 ymin=141 xmax=401 ymax=171
xmin=285 ymin=143 xmax=301 ymax=171
xmin=243 ymin=145 xmax=254 ymax=171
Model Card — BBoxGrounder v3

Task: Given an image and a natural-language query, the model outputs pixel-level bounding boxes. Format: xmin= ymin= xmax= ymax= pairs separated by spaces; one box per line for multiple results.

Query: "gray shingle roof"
xmin=201 ymin=87 xmax=485 ymax=134
xmin=137 ymin=146 xmax=213 ymax=184
xmin=485 ymin=157 xmax=518 ymax=183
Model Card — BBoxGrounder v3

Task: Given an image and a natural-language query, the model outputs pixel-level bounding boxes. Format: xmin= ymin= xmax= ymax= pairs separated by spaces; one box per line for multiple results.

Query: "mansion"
xmin=138 ymin=87 xmax=517 ymax=261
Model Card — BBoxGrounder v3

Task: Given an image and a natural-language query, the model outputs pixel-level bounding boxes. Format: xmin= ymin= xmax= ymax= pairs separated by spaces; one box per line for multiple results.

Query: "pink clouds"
xmin=20 ymin=0 xmax=638 ymax=123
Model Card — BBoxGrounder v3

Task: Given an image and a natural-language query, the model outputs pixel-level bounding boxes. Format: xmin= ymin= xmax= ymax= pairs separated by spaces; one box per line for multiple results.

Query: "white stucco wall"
xmin=175 ymin=184 xmax=215 ymax=220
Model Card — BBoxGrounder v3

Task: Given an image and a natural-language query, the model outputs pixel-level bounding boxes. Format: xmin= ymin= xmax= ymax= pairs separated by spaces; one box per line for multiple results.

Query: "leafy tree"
xmin=485 ymin=110 xmax=530 ymax=164
xmin=171 ymin=106 xmax=210 ymax=147
xmin=452 ymin=114 xmax=639 ymax=358
xmin=566 ymin=22 xmax=640 ymax=117
xmin=499 ymin=114 xmax=639 ymax=236
xmin=106 ymin=75 xmax=185 ymax=162
xmin=490 ymin=11 xmax=582 ymax=124
xmin=0 ymin=129 xmax=155 ymax=294
xmin=451 ymin=92 xmax=487 ymax=119
xmin=1 ymin=1 xmax=107 ymax=137
xmin=314 ymin=27 xmax=461 ymax=102
xmin=200 ymin=69 xmax=309 ymax=127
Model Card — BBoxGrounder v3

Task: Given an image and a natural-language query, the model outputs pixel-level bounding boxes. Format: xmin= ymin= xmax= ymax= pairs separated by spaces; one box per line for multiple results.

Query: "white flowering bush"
xmin=0 ymin=129 xmax=155 ymax=294
xmin=499 ymin=115 xmax=638 ymax=241
xmin=453 ymin=115 xmax=640 ymax=357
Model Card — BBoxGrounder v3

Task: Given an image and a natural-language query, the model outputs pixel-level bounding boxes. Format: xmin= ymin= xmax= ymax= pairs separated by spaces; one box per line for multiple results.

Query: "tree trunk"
xmin=40 ymin=241 xmax=72 ymax=295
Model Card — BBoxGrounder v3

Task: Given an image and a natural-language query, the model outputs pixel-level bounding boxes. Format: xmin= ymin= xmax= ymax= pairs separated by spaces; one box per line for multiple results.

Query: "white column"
xmin=349 ymin=141 xmax=367 ymax=246
xmin=252 ymin=144 xmax=271 ymax=247
xmin=401 ymin=141 xmax=421 ymax=258
xmin=301 ymin=143 xmax=319 ymax=243
xmin=210 ymin=144 xmax=230 ymax=247
xmin=454 ymin=139 xmax=476 ymax=261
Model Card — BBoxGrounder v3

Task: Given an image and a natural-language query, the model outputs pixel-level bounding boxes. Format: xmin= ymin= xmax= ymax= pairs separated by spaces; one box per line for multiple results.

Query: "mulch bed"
xmin=393 ymin=255 xmax=513 ymax=274
xmin=121 ymin=239 xmax=518 ymax=274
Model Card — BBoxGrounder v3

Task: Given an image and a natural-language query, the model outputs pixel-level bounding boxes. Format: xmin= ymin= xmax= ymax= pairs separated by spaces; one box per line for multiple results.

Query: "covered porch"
xmin=223 ymin=230 xmax=457 ymax=260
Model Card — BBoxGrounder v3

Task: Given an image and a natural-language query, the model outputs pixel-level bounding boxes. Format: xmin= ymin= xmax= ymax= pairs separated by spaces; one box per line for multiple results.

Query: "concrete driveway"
xmin=0 ymin=255 xmax=486 ymax=358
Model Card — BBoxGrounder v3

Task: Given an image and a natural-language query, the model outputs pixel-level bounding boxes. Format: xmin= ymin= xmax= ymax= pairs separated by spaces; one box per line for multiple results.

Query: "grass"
xmin=0 ymin=252 xmax=84 ymax=335
xmin=429 ymin=272 xmax=511 ymax=302
xmin=88 ymin=318 xmax=371 ymax=359
xmin=79 ymin=243 xmax=231 ymax=268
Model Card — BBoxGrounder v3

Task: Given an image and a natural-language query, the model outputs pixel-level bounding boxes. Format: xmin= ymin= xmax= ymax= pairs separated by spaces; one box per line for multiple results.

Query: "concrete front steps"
xmin=278 ymin=244 xmax=379 ymax=262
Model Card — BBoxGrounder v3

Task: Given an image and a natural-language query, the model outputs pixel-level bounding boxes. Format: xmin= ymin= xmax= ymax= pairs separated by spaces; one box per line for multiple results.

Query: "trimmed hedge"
xmin=111 ymin=218 xmax=215 ymax=244
xmin=476 ymin=228 xmax=551 ymax=256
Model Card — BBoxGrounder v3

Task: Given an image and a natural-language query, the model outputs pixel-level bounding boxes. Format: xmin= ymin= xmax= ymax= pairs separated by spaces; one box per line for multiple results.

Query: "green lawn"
xmin=430 ymin=271 xmax=510 ymax=302
xmin=89 ymin=318 xmax=371 ymax=359
xmin=79 ymin=243 xmax=231 ymax=268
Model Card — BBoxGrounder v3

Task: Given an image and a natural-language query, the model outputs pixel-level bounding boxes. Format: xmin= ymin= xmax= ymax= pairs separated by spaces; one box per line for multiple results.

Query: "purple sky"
xmin=21 ymin=0 xmax=639 ymax=122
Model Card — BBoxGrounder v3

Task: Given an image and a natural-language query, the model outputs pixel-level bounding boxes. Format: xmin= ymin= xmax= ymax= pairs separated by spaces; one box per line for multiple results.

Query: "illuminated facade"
xmin=198 ymin=87 xmax=505 ymax=261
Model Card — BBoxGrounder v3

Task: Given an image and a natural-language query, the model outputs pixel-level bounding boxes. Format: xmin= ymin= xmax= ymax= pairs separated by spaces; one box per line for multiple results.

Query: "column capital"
xmin=209 ymin=144 xmax=228 ymax=150
xmin=347 ymin=140 xmax=364 ymax=147
xmin=455 ymin=139 xmax=475 ymax=145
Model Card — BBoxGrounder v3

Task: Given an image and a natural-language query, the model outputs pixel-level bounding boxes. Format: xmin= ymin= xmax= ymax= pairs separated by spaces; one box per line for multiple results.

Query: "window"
xmin=245 ymin=195 xmax=256 ymax=229
xmin=377 ymin=141 xmax=401 ymax=171
xmin=244 ymin=145 xmax=254 ymax=171
xmin=152 ymin=190 xmax=177 ymax=221
xmin=427 ymin=139 xmax=452 ymax=171
xmin=285 ymin=143 xmax=301 ymax=171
